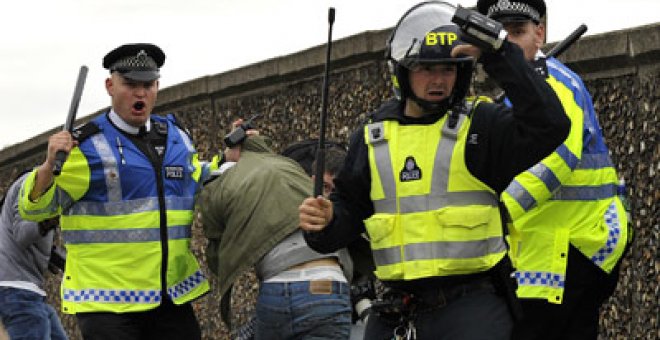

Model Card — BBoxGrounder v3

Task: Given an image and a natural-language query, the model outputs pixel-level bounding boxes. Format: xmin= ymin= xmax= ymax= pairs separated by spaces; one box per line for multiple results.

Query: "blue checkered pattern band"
xmin=591 ymin=202 xmax=621 ymax=266
xmin=63 ymin=288 xmax=161 ymax=304
xmin=167 ymin=270 xmax=206 ymax=299
xmin=513 ymin=271 xmax=565 ymax=289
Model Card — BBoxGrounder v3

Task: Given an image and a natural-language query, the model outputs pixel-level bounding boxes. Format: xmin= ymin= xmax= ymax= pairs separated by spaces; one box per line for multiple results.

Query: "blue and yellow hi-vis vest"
xmin=502 ymin=57 xmax=630 ymax=304
xmin=20 ymin=113 xmax=214 ymax=314
xmin=364 ymin=97 xmax=507 ymax=281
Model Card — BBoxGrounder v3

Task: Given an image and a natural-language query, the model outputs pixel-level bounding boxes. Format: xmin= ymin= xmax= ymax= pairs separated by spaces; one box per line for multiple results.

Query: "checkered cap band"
xmin=488 ymin=0 xmax=541 ymax=22
xmin=110 ymin=49 xmax=158 ymax=71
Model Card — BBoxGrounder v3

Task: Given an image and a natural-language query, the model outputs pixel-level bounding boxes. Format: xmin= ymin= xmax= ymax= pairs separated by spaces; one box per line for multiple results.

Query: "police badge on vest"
xmin=400 ymin=156 xmax=422 ymax=182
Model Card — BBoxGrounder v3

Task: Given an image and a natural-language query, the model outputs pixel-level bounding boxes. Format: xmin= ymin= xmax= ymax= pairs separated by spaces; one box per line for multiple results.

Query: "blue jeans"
xmin=0 ymin=287 xmax=68 ymax=340
xmin=255 ymin=280 xmax=351 ymax=340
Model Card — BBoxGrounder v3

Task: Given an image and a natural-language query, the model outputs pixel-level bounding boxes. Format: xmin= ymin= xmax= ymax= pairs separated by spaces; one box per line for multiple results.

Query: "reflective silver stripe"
xmin=555 ymin=144 xmax=579 ymax=170
xmin=551 ymin=184 xmax=616 ymax=201
xmin=67 ymin=196 xmax=194 ymax=216
xmin=91 ymin=134 xmax=122 ymax=202
xmin=371 ymin=115 xmax=497 ymax=214
xmin=504 ymin=161 xmax=561 ymax=212
xmin=20 ymin=187 xmax=61 ymax=217
xmin=372 ymin=237 xmax=507 ymax=266
xmin=429 ymin=114 xmax=463 ymax=199
xmin=505 ymin=179 xmax=537 ymax=211
xmin=405 ymin=237 xmax=507 ymax=261
xmin=176 ymin=127 xmax=195 ymax=153
xmin=57 ymin=186 xmax=76 ymax=213
xmin=63 ymin=225 xmax=191 ymax=244
xmin=368 ymin=122 xmax=397 ymax=212
xmin=372 ymin=247 xmax=402 ymax=266
xmin=398 ymin=191 xmax=497 ymax=213
xmin=527 ymin=162 xmax=561 ymax=194
xmin=577 ymin=153 xmax=613 ymax=169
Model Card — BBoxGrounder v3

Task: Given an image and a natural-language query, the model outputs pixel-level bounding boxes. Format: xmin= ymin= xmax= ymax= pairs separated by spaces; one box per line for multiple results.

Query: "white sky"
xmin=1 ymin=0 xmax=658 ymax=150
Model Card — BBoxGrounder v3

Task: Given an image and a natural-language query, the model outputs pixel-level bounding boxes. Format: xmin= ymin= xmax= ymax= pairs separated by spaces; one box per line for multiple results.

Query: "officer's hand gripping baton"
xmin=53 ymin=65 xmax=88 ymax=175
xmin=313 ymin=7 xmax=335 ymax=197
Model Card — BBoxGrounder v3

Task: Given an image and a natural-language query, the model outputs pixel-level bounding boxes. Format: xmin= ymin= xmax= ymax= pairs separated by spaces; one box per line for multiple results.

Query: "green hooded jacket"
xmin=199 ymin=135 xmax=314 ymax=299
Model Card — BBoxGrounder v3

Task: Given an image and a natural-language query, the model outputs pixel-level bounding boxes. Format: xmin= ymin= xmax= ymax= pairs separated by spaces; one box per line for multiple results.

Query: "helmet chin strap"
xmin=410 ymin=93 xmax=453 ymax=116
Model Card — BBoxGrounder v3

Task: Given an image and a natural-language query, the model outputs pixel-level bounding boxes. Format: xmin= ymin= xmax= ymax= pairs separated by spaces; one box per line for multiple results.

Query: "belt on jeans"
xmin=261 ymin=280 xmax=347 ymax=295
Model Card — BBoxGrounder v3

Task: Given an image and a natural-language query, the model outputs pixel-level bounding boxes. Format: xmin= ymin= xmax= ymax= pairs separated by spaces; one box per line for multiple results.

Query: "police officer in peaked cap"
xmin=20 ymin=41 xmax=217 ymax=340
xmin=476 ymin=0 xmax=632 ymax=340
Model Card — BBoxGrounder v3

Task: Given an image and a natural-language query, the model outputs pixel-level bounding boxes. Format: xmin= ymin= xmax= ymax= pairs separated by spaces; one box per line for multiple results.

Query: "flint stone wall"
xmin=0 ymin=23 xmax=657 ymax=340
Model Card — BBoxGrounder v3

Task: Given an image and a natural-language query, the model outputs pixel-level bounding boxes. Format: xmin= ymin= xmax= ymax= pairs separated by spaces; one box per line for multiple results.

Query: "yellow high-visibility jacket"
xmin=502 ymin=57 xmax=630 ymax=304
xmin=20 ymin=113 xmax=213 ymax=313
xmin=364 ymin=98 xmax=507 ymax=280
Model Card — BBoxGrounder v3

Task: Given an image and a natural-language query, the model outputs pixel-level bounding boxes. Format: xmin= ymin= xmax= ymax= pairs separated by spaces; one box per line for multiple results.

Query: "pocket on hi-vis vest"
xmin=436 ymin=205 xmax=495 ymax=241
xmin=364 ymin=214 xmax=396 ymax=245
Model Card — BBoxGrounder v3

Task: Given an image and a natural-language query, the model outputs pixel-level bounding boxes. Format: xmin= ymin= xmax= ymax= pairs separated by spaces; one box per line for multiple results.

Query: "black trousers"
xmin=76 ymin=298 xmax=201 ymax=340
xmin=365 ymin=281 xmax=513 ymax=340
xmin=513 ymin=245 xmax=623 ymax=340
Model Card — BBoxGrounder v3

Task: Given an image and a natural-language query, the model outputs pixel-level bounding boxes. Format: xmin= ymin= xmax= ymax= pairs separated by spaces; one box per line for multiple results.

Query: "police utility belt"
xmin=372 ymin=276 xmax=496 ymax=317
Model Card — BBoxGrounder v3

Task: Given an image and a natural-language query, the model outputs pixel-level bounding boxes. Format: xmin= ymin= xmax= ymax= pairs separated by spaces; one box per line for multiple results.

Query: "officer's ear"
xmin=105 ymin=76 xmax=113 ymax=96
xmin=535 ymin=22 xmax=546 ymax=49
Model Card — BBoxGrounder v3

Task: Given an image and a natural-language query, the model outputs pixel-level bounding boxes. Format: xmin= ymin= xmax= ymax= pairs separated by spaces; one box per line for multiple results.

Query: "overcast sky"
xmin=1 ymin=0 xmax=658 ymax=150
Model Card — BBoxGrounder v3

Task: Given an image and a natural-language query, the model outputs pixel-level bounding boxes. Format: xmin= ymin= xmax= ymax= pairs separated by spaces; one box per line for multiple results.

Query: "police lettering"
xmin=401 ymin=169 xmax=421 ymax=181
xmin=425 ymin=32 xmax=457 ymax=46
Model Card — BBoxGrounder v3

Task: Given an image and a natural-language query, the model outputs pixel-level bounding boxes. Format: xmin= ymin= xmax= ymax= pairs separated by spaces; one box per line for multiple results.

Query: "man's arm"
xmin=501 ymin=58 xmax=588 ymax=219
xmin=6 ymin=178 xmax=46 ymax=248
xmin=465 ymin=41 xmax=571 ymax=192
xmin=301 ymin=128 xmax=371 ymax=253
xmin=30 ymin=131 xmax=76 ymax=202
xmin=199 ymin=176 xmax=227 ymax=276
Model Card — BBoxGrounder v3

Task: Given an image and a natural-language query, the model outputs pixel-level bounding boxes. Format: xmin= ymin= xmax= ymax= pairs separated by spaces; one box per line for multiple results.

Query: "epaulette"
xmin=71 ymin=122 xmax=100 ymax=143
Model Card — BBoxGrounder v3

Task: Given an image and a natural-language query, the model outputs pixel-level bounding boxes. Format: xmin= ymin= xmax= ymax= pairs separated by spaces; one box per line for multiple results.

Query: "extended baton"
xmin=545 ymin=24 xmax=587 ymax=58
xmin=495 ymin=24 xmax=588 ymax=102
xmin=53 ymin=65 xmax=88 ymax=175
xmin=313 ymin=7 xmax=335 ymax=197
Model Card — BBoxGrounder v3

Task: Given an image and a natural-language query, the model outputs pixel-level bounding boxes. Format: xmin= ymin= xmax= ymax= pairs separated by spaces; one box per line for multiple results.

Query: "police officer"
xmin=299 ymin=2 xmax=569 ymax=339
xmin=19 ymin=43 xmax=215 ymax=340
xmin=476 ymin=1 xmax=632 ymax=339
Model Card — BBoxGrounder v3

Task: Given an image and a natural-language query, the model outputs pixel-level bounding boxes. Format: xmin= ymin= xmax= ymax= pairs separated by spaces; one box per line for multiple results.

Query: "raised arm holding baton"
xmin=53 ymin=65 xmax=88 ymax=175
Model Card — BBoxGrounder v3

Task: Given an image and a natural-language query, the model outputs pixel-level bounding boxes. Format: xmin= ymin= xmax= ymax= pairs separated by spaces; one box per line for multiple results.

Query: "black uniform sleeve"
xmin=465 ymin=40 xmax=570 ymax=193
xmin=303 ymin=127 xmax=372 ymax=253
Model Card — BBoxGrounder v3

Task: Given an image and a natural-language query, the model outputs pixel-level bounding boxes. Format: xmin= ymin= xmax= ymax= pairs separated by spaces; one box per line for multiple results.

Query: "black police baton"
xmin=53 ymin=65 xmax=88 ymax=175
xmin=313 ymin=7 xmax=335 ymax=197
xmin=493 ymin=24 xmax=588 ymax=102
xmin=545 ymin=24 xmax=588 ymax=59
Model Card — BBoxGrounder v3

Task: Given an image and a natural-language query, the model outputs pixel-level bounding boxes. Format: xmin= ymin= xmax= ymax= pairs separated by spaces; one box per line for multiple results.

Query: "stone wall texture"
xmin=0 ymin=23 xmax=657 ymax=339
